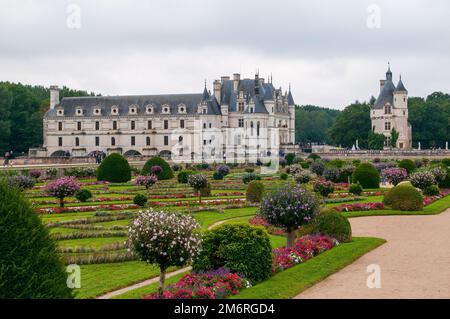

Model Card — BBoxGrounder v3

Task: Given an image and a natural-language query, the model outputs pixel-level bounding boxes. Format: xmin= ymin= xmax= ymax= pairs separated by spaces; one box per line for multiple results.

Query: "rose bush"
xmin=45 ymin=177 xmax=81 ymax=207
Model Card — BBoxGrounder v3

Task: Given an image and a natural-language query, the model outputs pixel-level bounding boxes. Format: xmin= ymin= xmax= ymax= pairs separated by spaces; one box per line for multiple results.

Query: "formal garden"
xmin=2 ymin=153 xmax=450 ymax=299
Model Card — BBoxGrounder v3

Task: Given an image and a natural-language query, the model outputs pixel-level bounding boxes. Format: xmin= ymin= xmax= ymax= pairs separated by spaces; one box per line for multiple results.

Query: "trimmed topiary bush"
xmin=75 ymin=188 xmax=92 ymax=202
xmin=213 ymin=172 xmax=224 ymax=180
xmin=0 ymin=181 xmax=72 ymax=298
xmin=97 ymin=153 xmax=132 ymax=183
xmin=285 ymin=153 xmax=296 ymax=165
xmin=142 ymin=156 xmax=174 ymax=180
xmin=313 ymin=210 xmax=352 ymax=243
xmin=383 ymin=184 xmax=423 ymax=211
xmin=349 ymin=183 xmax=363 ymax=195
xmin=177 ymin=170 xmax=195 ymax=184
xmin=398 ymin=159 xmax=416 ymax=174
xmin=246 ymin=181 xmax=265 ymax=203
xmin=133 ymin=194 xmax=148 ymax=207
xmin=352 ymin=163 xmax=380 ymax=189
xmin=192 ymin=224 xmax=272 ymax=284
xmin=279 ymin=173 xmax=288 ymax=180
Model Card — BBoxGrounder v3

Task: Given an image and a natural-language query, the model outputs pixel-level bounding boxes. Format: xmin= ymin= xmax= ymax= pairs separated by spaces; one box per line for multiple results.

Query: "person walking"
xmin=3 ymin=152 xmax=9 ymax=167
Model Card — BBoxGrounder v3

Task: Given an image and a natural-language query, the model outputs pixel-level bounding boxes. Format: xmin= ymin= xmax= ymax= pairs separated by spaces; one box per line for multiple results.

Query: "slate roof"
xmin=373 ymin=67 xmax=407 ymax=109
xmin=395 ymin=77 xmax=408 ymax=93
xmin=45 ymin=93 xmax=221 ymax=118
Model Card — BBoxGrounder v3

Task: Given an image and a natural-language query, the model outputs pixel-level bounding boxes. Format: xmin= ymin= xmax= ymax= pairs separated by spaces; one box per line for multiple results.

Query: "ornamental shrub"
xmin=192 ymin=224 xmax=272 ymax=284
xmin=127 ymin=210 xmax=201 ymax=296
xmin=7 ymin=175 xmax=36 ymax=190
xmin=75 ymin=188 xmax=92 ymax=202
xmin=46 ymin=168 xmax=58 ymax=179
xmin=0 ymin=181 xmax=72 ymax=298
xmin=259 ymin=185 xmax=320 ymax=247
xmin=135 ymin=175 xmax=158 ymax=189
xmin=439 ymin=167 xmax=450 ymax=188
xmin=398 ymin=159 xmax=416 ymax=174
xmin=199 ymin=182 xmax=212 ymax=197
xmin=312 ymin=209 xmax=352 ymax=243
xmin=383 ymin=184 xmax=423 ymax=211
xmin=29 ymin=170 xmax=42 ymax=179
xmin=280 ymin=172 xmax=288 ymax=180
xmin=279 ymin=158 xmax=287 ymax=168
xmin=151 ymin=165 xmax=163 ymax=176
xmin=213 ymin=172 xmax=224 ymax=180
xmin=97 ymin=153 xmax=132 ymax=183
xmin=352 ymin=163 xmax=380 ymax=188
xmin=382 ymin=168 xmax=408 ymax=186
xmin=242 ymin=172 xmax=260 ymax=184
xmin=142 ymin=156 xmax=174 ymax=180
xmin=326 ymin=159 xmax=346 ymax=168
xmin=245 ymin=168 xmax=255 ymax=173
xmin=410 ymin=171 xmax=435 ymax=190
xmin=308 ymin=154 xmax=321 ymax=161
xmin=171 ymin=164 xmax=182 ymax=172
xmin=323 ymin=167 xmax=340 ymax=182
xmin=310 ymin=161 xmax=325 ymax=176
xmin=348 ymin=183 xmax=363 ymax=195
xmin=294 ymin=170 xmax=313 ymax=184
xmin=133 ymin=194 xmax=148 ymax=207
xmin=286 ymin=164 xmax=303 ymax=175
xmin=217 ymin=165 xmax=230 ymax=176
xmin=429 ymin=167 xmax=447 ymax=183
xmin=313 ymin=180 xmax=335 ymax=197
xmin=423 ymin=185 xmax=440 ymax=196
xmin=177 ymin=170 xmax=195 ymax=184
xmin=246 ymin=181 xmax=265 ymax=203
xmin=285 ymin=153 xmax=296 ymax=165
xmin=188 ymin=174 xmax=209 ymax=203
xmin=441 ymin=158 xmax=450 ymax=167
xmin=45 ymin=176 xmax=81 ymax=207
xmin=339 ymin=165 xmax=355 ymax=183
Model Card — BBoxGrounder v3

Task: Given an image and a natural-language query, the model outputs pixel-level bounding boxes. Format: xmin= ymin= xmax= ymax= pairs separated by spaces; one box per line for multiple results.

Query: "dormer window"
xmin=93 ymin=107 xmax=101 ymax=116
xmin=129 ymin=105 xmax=137 ymax=114
xmin=384 ymin=105 xmax=392 ymax=115
xmin=75 ymin=108 xmax=83 ymax=116
xmin=146 ymin=105 xmax=154 ymax=114
xmin=162 ymin=104 xmax=170 ymax=114
xmin=178 ymin=104 xmax=186 ymax=114
xmin=56 ymin=108 xmax=64 ymax=116
xmin=111 ymin=106 xmax=119 ymax=115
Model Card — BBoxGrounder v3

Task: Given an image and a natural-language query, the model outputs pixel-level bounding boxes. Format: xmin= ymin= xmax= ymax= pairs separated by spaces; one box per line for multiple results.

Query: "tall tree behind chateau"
xmin=0 ymin=82 xmax=95 ymax=155
xmin=328 ymin=102 xmax=371 ymax=148
xmin=295 ymin=105 xmax=340 ymax=144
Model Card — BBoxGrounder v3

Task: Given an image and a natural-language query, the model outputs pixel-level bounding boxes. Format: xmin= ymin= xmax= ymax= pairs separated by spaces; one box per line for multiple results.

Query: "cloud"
xmin=0 ymin=0 xmax=449 ymax=108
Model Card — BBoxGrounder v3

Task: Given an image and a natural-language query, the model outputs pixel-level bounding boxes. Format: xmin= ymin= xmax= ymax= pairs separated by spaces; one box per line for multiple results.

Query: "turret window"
xmin=384 ymin=105 xmax=392 ymax=114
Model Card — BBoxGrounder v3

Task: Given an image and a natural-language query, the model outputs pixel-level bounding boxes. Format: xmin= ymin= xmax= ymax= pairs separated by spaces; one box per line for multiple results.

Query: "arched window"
xmin=385 ymin=105 xmax=391 ymax=114
xmin=111 ymin=137 xmax=116 ymax=146
xmin=146 ymin=136 xmax=151 ymax=146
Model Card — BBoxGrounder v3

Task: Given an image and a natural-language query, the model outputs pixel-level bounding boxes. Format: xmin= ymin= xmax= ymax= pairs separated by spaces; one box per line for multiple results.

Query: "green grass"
xmin=193 ymin=207 xmax=257 ymax=230
xmin=343 ymin=194 xmax=450 ymax=218
xmin=325 ymin=196 xmax=383 ymax=208
xmin=74 ymin=261 xmax=177 ymax=299
xmin=231 ymin=237 xmax=385 ymax=299
xmin=58 ymin=237 xmax=126 ymax=248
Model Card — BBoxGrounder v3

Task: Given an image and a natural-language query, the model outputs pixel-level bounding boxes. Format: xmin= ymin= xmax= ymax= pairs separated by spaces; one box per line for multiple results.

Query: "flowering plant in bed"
xmin=45 ymin=176 xmax=81 ymax=207
xmin=382 ymin=168 xmax=408 ymax=186
xmin=135 ymin=175 xmax=158 ymax=189
xmin=249 ymin=216 xmax=285 ymax=236
xmin=333 ymin=202 xmax=384 ymax=212
xmin=272 ymin=235 xmax=338 ymax=272
xmin=143 ymin=268 xmax=249 ymax=299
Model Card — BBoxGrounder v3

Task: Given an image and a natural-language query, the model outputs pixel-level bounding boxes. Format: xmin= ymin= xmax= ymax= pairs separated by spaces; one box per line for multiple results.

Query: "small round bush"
xmin=280 ymin=172 xmax=288 ymax=180
xmin=0 ymin=181 xmax=72 ymax=298
xmin=423 ymin=185 xmax=440 ymax=196
xmin=410 ymin=171 xmax=435 ymax=190
xmin=177 ymin=170 xmax=195 ymax=184
xmin=382 ymin=168 xmax=408 ymax=186
xmin=323 ymin=167 xmax=340 ymax=182
xmin=217 ymin=165 xmax=230 ymax=176
xmin=285 ymin=153 xmax=296 ymax=165
xmin=75 ymin=188 xmax=92 ymax=202
xmin=29 ymin=170 xmax=42 ymax=179
xmin=171 ymin=164 xmax=181 ymax=172
xmin=242 ymin=172 xmax=260 ymax=184
xmin=383 ymin=184 xmax=423 ymax=211
xmin=308 ymin=154 xmax=321 ymax=161
xmin=7 ymin=175 xmax=36 ymax=190
xmin=313 ymin=210 xmax=352 ymax=243
xmin=245 ymin=168 xmax=255 ymax=173
xmin=133 ymin=194 xmax=148 ymax=207
xmin=192 ymin=224 xmax=272 ymax=284
xmin=294 ymin=170 xmax=313 ymax=184
xmin=213 ymin=171 xmax=224 ymax=180
xmin=97 ymin=153 xmax=132 ymax=183
xmin=352 ymin=163 xmax=380 ymax=189
xmin=142 ymin=156 xmax=174 ymax=180
xmin=313 ymin=180 xmax=335 ymax=197
xmin=310 ymin=161 xmax=325 ymax=176
xmin=348 ymin=183 xmax=363 ymax=195
xmin=398 ymin=159 xmax=416 ymax=174
xmin=246 ymin=181 xmax=265 ymax=203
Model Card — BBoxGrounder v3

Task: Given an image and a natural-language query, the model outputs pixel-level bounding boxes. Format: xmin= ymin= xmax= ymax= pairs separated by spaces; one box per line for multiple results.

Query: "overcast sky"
xmin=0 ymin=0 xmax=449 ymax=109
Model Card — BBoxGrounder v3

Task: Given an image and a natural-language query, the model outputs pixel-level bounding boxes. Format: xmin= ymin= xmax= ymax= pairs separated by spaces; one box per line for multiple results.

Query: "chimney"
xmin=50 ymin=85 xmax=60 ymax=109
xmin=233 ymin=73 xmax=240 ymax=91
xmin=221 ymin=76 xmax=230 ymax=83
xmin=380 ymin=80 xmax=386 ymax=92
xmin=213 ymin=80 xmax=222 ymax=102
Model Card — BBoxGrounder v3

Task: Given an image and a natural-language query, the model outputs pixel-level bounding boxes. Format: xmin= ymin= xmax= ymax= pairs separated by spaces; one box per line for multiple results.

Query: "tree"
xmin=259 ymin=184 xmax=320 ymax=247
xmin=188 ymin=174 xmax=209 ymax=203
xmin=368 ymin=131 xmax=385 ymax=150
xmin=295 ymin=105 xmax=340 ymax=144
xmin=0 ymin=87 xmax=12 ymax=154
xmin=127 ymin=210 xmax=201 ymax=297
xmin=391 ymin=128 xmax=399 ymax=148
xmin=45 ymin=176 xmax=81 ymax=207
xmin=0 ymin=181 xmax=72 ymax=298
xmin=328 ymin=103 xmax=371 ymax=148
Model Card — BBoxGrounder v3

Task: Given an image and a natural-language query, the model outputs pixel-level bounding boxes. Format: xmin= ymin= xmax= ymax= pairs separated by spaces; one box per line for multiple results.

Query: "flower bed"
xmin=36 ymin=203 xmax=139 ymax=214
xmin=272 ymin=235 xmax=338 ymax=272
xmin=150 ymin=198 xmax=246 ymax=208
xmin=333 ymin=202 xmax=384 ymax=212
xmin=143 ymin=268 xmax=249 ymax=299
xmin=328 ymin=190 xmax=383 ymax=199
xmin=423 ymin=189 xmax=450 ymax=206
xmin=249 ymin=216 xmax=285 ymax=236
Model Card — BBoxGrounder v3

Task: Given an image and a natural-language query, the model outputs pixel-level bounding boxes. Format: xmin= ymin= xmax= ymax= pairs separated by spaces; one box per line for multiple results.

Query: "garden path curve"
xmin=295 ymin=209 xmax=450 ymax=298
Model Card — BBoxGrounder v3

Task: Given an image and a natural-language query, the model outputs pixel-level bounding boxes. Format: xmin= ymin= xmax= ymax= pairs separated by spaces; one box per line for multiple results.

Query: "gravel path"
xmin=295 ymin=209 xmax=450 ymax=298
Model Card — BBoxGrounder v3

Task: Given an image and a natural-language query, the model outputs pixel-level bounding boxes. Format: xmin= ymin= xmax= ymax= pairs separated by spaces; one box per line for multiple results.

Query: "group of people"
xmin=91 ymin=151 xmax=106 ymax=164
xmin=3 ymin=151 xmax=14 ymax=167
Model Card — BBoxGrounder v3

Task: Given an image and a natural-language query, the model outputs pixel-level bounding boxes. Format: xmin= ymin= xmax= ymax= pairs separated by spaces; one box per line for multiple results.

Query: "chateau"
xmin=41 ymin=73 xmax=295 ymax=163
xmin=371 ymin=65 xmax=412 ymax=149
